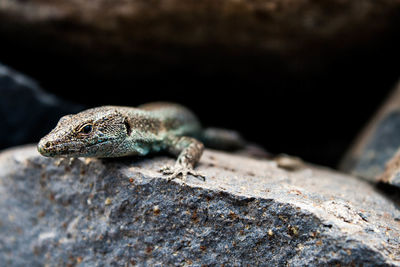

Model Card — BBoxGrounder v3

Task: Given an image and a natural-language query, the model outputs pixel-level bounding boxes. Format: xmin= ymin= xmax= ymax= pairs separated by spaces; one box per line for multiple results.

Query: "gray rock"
xmin=343 ymin=110 xmax=400 ymax=180
xmin=340 ymin=81 xmax=400 ymax=185
xmin=0 ymin=145 xmax=399 ymax=266
xmin=0 ymin=63 xmax=83 ymax=150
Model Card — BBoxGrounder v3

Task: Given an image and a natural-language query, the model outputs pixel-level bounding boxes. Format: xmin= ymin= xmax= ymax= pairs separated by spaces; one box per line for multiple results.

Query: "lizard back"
xmin=138 ymin=102 xmax=202 ymax=137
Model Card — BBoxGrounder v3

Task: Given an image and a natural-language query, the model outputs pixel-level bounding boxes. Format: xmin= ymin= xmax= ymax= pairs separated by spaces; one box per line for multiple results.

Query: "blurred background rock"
xmin=1 ymin=0 xmax=400 ymax=167
xmin=0 ymin=63 xmax=82 ymax=150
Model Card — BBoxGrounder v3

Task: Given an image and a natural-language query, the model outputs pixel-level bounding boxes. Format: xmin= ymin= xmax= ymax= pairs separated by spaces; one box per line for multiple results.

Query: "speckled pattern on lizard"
xmin=38 ymin=102 xmax=244 ymax=181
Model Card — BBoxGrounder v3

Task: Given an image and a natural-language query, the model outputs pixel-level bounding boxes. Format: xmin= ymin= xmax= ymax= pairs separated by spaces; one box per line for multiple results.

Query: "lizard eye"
xmin=80 ymin=124 xmax=93 ymax=134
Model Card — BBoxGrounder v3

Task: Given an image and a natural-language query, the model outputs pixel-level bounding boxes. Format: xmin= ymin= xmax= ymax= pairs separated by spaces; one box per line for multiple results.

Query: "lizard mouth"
xmin=38 ymin=138 xmax=114 ymax=157
xmin=37 ymin=139 xmax=82 ymax=157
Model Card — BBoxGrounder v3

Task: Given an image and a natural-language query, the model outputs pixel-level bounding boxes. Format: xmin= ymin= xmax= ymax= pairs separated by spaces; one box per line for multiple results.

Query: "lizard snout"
xmin=37 ymin=138 xmax=55 ymax=156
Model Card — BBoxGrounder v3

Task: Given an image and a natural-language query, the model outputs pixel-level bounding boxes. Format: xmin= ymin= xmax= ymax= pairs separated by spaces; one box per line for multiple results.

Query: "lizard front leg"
xmin=160 ymin=136 xmax=205 ymax=181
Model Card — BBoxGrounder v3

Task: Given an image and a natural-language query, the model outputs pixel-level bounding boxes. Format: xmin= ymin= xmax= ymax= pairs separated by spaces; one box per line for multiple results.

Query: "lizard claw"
xmin=159 ymin=165 xmax=205 ymax=182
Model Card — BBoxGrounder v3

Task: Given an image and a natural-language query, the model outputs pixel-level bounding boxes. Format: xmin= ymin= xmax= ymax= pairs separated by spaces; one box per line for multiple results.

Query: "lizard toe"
xmin=162 ymin=165 xmax=205 ymax=182
xmin=159 ymin=165 xmax=174 ymax=174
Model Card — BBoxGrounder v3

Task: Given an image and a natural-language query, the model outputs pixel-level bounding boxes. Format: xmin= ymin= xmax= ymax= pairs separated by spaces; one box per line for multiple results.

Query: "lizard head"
xmin=38 ymin=107 xmax=129 ymax=157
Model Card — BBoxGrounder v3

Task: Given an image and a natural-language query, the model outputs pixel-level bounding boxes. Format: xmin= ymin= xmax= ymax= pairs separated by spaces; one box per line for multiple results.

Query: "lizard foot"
xmin=160 ymin=165 xmax=205 ymax=182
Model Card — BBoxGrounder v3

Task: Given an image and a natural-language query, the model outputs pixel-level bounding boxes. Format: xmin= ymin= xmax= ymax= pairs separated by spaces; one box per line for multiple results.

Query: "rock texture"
xmin=341 ymin=80 xmax=400 ymax=185
xmin=0 ymin=0 xmax=399 ymax=102
xmin=0 ymin=63 xmax=83 ymax=150
xmin=0 ymin=145 xmax=399 ymax=266
xmin=1 ymin=0 xmax=398 ymax=54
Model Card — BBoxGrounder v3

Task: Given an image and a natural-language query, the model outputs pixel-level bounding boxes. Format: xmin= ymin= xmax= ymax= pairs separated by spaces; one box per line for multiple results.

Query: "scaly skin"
xmin=38 ymin=102 xmax=210 ymax=181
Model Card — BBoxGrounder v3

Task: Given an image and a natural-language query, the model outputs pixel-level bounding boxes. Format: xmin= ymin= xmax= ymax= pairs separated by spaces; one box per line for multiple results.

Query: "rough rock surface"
xmin=341 ymin=81 xmax=400 ymax=184
xmin=0 ymin=63 xmax=83 ymax=150
xmin=0 ymin=145 xmax=399 ymax=266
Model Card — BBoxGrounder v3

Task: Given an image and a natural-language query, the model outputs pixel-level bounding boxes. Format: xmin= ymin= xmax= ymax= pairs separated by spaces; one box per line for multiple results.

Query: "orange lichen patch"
xmin=267 ymin=229 xmax=274 ymax=237
xmin=191 ymin=210 xmax=199 ymax=223
xmin=288 ymin=225 xmax=299 ymax=236
xmin=104 ymin=197 xmax=112 ymax=205
xmin=153 ymin=205 xmax=161 ymax=215
xmin=228 ymin=211 xmax=238 ymax=220
xmin=76 ymin=256 xmax=83 ymax=263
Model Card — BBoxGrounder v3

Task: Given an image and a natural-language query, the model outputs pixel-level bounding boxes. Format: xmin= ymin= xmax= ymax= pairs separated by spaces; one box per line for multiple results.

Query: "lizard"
xmin=37 ymin=102 xmax=244 ymax=181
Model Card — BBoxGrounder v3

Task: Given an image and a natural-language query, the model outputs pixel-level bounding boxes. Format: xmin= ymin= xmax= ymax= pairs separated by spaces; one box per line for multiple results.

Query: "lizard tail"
xmin=199 ymin=128 xmax=246 ymax=151
xmin=200 ymin=128 xmax=271 ymax=158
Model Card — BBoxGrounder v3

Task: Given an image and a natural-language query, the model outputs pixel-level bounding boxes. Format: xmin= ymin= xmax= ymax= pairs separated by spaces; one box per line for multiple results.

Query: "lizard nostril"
xmin=45 ymin=142 xmax=51 ymax=148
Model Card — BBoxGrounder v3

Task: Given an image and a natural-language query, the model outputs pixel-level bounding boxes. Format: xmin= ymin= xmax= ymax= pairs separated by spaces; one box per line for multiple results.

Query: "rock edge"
xmin=0 ymin=145 xmax=399 ymax=266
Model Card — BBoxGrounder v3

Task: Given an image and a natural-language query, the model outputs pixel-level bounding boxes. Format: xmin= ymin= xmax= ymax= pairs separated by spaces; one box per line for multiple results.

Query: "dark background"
xmin=1 ymin=1 xmax=400 ymax=168
xmin=2 ymin=40 xmax=399 ymax=168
